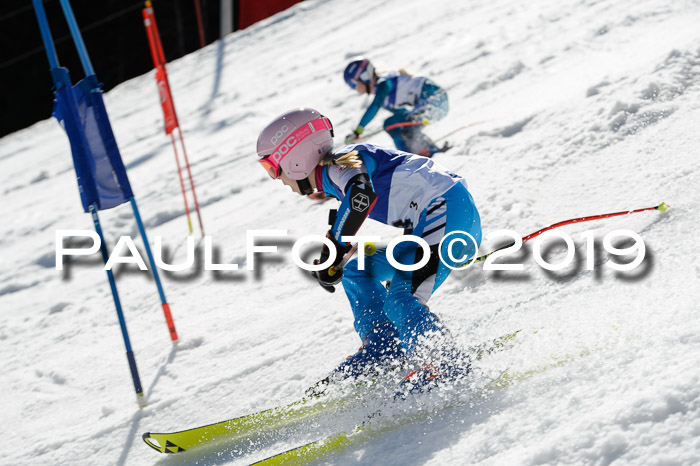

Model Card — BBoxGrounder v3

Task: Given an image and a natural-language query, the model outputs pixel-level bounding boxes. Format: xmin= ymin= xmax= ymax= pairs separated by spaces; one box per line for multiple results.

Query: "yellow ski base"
xmin=253 ymin=346 xmax=589 ymax=465
xmin=143 ymin=331 xmax=521 ymax=456
xmin=142 ymin=395 xmax=342 ymax=454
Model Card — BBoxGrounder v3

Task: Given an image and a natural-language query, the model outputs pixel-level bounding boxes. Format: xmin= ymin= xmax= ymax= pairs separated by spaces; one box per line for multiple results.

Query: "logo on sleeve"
xmin=351 ymin=193 xmax=370 ymax=212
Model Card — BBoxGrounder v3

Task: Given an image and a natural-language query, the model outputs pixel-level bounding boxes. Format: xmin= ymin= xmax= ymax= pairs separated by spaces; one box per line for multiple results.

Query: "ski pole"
xmin=357 ymin=119 xmax=430 ymax=141
xmin=384 ymin=118 xmax=429 ymax=132
xmin=469 ymin=202 xmax=668 ymax=265
xmin=435 ymin=120 xmax=485 ymax=142
xmin=359 ymin=119 xmax=485 ymax=144
xmin=354 ymin=129 xmax=382 ymax=140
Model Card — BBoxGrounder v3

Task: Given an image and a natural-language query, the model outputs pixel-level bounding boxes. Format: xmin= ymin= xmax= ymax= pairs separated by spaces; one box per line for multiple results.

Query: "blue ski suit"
xmin=357 ymin=72 xmax=449 ymax=156
xmin=316 ymin=143 xmax=480 ymax=352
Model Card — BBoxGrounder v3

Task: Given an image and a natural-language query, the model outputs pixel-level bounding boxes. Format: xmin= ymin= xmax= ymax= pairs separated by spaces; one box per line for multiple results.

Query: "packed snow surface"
xmin=1 ymin=0 xmax=699 ymax=464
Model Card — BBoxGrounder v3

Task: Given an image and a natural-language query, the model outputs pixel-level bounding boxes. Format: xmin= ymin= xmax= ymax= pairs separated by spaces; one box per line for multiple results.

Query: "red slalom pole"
xmin=176 ymin=127 xmax=205 ymax=236
xmin=472 ymin=202 xmax=668 ymax=264
xmin=143 ymin=1 xmax=205 ymax=236
xmin=170 ymin=132 xmax=194 ymax=233
xmin=193 ymin=0 xmax=206 ymax=48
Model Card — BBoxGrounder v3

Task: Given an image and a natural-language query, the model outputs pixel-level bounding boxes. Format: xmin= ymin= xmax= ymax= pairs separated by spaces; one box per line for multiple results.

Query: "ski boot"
xmin=417 ymin=141 xmax=452 ymax=158
xmin=308 ymin=322 xmax=405 ymax=396
xmin=402 ymin=354 xmax=471 ymax=391
xmin=396 ymin=333 xmax=471 ymax=397
xmin=438 ymin=141 xmax=453 ymax=153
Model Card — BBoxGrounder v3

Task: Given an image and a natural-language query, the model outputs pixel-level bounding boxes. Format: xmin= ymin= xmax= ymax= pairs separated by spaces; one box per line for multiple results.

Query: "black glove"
xmin=311 ymin=232 xmax=351 ymax=292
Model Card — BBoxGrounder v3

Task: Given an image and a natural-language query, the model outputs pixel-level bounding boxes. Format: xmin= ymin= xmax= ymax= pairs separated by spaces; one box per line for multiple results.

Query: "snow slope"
xmin=1 ymin=0 xmax=699 ymax=464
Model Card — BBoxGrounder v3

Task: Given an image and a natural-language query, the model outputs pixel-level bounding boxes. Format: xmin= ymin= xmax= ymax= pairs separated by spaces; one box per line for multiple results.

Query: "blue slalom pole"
xmin=89 ymin=203 xmax=146 ymax=407
xmin=35 ymin=0 xmax=151 ymax=408
xmin=33 ymin=0 xmax=74 ymax=90
xmin=129 ymin=197 xmax=179 ymax=343
xmin=32 ymin=0 xmax=59 ymax=69
xmin=58 ymin=0 xmax=95 ymax=78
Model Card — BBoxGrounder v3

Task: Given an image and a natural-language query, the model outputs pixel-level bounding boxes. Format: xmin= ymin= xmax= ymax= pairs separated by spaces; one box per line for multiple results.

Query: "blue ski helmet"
xmin=343 ymin=58 xmax=375 ymax=89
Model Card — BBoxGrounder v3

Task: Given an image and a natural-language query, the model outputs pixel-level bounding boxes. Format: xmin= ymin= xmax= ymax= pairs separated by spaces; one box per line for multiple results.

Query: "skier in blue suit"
xmin=343 ymin=57 xmax=450 ymax=157
xmin=256 ymin=108 xmax=481 ymax=386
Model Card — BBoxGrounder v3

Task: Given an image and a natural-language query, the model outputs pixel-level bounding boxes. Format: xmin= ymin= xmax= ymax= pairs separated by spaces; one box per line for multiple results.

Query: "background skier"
xmin=343 ymin=57 xmax=451 ymax=157
xmin=256 ymin=107 xmax=481 ymax=386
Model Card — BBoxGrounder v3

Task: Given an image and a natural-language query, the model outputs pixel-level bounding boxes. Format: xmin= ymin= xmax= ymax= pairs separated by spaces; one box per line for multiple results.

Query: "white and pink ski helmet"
xmin=257 ymin=108 xmax=334 ymax=180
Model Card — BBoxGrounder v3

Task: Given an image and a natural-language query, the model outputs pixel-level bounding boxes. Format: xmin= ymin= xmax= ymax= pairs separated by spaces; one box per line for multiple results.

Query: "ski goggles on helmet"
xmin=348 ymin=59 xmax=371 ymax=89
xmin=258 ymin=116 xmax=333 ymax=179
xmin=259 ymin=156 xmax=282 ymax=179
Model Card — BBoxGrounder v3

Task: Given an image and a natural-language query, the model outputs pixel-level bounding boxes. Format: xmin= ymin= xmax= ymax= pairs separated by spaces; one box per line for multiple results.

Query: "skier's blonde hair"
xmin=318 ymin=151 xmax=363 ymax=168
